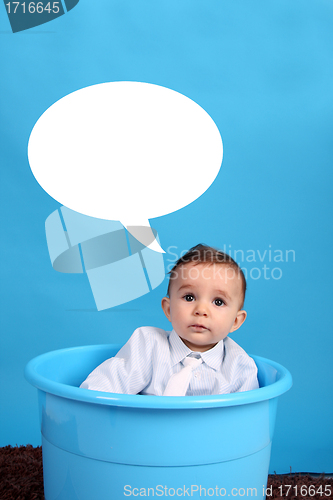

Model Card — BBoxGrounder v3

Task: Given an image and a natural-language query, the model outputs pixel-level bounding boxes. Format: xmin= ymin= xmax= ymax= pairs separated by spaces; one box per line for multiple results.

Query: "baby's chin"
xmin=179 ymin=336 xmax=219 ymax=352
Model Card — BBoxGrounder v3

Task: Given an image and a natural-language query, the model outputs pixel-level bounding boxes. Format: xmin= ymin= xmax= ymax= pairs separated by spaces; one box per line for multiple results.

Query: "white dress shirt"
xmin=80 ymin=327 xmax=259 ymax=395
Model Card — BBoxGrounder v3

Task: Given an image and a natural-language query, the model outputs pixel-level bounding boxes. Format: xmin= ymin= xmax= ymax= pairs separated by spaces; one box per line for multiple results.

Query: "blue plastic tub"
xmin=25 ymin=345 xmax=292 ymax=500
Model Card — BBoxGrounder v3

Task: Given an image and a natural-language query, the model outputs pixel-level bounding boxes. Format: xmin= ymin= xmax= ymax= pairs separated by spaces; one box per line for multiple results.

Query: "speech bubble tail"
xmin=122 ymin=222 xmax=166 ymax=254
xmin=146 ymin=238 xmax=166 ymax=254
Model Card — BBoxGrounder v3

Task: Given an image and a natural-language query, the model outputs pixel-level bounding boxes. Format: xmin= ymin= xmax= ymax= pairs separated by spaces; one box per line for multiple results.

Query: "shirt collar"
xmin=200 ymin=341 xmax=225 ymax=370
xmin=169 ymin=329 xmax=192 ymax=366
xmin=168 ymin=329 xmax=224 ymax=370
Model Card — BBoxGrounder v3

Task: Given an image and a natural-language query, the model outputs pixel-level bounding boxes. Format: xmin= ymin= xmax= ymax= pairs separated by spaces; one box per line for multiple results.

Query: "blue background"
xmin=1 ymin=0 xmax=332 ymax=473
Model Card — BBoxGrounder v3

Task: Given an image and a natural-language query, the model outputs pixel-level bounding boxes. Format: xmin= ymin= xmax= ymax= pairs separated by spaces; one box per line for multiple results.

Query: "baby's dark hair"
xmin=167 ymin=244 xmax=247 ymax=308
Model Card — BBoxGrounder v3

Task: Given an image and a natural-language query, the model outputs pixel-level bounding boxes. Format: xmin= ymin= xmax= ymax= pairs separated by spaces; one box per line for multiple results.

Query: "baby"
xmin=80 ymin=244 xmax=259 ymax=396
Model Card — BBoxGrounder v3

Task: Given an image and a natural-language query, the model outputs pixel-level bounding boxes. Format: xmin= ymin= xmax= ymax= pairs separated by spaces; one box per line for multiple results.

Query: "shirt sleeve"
xmin=80 ymin=327 xmax=153 ymax=394
xmin=232 ymin=354 xmax=259 ymax=393
xmin=220 ymin=338 xmax=259 ymax=394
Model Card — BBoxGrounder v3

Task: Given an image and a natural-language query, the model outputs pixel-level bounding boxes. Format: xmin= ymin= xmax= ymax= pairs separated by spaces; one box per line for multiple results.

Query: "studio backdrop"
xmin=0 ymin=0 xmax=332 ymax=473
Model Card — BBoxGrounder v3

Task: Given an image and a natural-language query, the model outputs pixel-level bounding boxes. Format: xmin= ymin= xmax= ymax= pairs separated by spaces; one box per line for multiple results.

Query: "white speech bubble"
xmin=28 ymin=82 xmax=223 ymax=252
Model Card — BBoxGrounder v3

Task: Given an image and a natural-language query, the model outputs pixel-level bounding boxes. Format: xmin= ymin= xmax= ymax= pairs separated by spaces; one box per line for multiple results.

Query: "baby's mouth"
xmin=189 ymin=324 xmax=209 ymax=331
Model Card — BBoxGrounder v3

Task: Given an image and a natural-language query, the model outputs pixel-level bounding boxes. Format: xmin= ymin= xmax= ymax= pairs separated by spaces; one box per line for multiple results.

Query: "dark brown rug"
xmin=0 ymin=445 xmax=332 ymax=499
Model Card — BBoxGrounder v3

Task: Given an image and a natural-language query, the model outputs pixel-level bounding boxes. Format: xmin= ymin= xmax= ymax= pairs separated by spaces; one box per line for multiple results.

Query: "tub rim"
xmin=25 ymin=344 xmax=292 ymax=409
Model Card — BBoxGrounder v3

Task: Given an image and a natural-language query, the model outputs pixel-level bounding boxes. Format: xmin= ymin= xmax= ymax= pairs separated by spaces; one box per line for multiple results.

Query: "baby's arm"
xmin=233 ymin=354 xmax=259 ymax=393
xmin=80 ymin=327 xmax=153 ymax=394
xmin=221 ymin=338 xmax=259 ymax=394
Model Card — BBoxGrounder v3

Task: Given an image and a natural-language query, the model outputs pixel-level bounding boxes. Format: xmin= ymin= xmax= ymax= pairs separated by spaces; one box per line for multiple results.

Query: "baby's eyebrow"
xmin=177 ymin=284 xmax=194 ymax=292
xmin=214 ymin=289 xmax=232 ymax=301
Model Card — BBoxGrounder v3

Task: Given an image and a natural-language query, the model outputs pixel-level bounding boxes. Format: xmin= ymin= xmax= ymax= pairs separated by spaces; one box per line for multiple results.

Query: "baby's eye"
xmin=214 ymin=298 xmax=225 ymax=307
xmin=183 ymin=294 xmax=195 ymax=302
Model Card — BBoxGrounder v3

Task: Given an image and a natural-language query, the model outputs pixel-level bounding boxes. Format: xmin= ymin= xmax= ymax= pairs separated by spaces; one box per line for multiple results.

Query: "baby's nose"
xmin=194 ymin=304 xmax=208 ymax=316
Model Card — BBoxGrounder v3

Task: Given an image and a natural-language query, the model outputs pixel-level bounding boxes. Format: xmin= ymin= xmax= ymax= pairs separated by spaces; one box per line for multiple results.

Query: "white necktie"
xmin=163 ymin=356 xmax=202 ymax=396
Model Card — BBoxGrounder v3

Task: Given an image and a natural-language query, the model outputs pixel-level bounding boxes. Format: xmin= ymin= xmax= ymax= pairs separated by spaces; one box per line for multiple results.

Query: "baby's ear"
xmin=161 ymin=297 xmax=171 ymax=321
xmin=230 ymin=310 xmax=247 ymax=333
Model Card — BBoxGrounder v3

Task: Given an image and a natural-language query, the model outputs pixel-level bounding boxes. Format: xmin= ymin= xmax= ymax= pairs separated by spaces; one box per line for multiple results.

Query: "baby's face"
xmin=162 ymin=263 xmax=246 ymax=352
